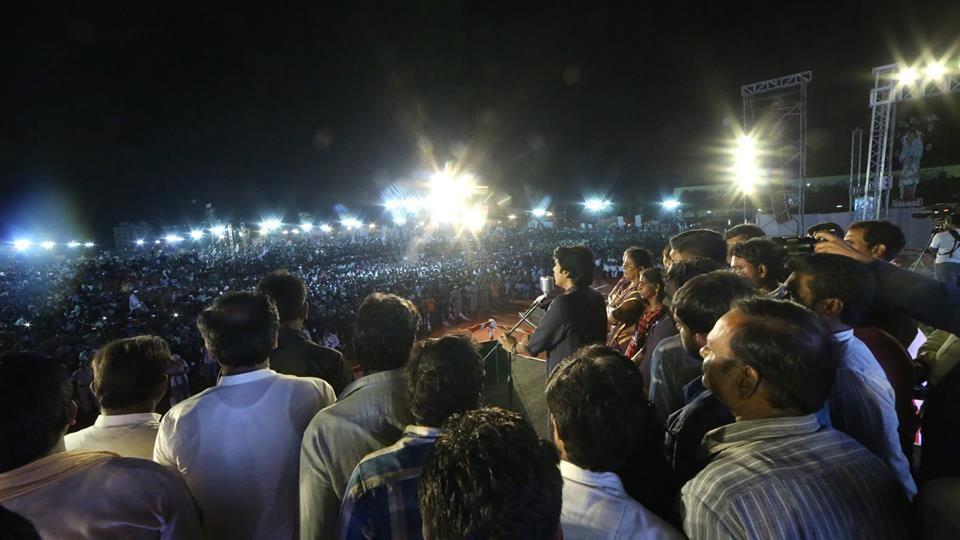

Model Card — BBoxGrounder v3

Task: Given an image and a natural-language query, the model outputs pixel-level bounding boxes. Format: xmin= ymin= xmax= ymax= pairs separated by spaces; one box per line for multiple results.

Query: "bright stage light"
xmin=13 ymin=239 xmax=32 ymax=251
xmin=210 ymin=225 xmax=227 ymax=237
xmin=427 ymin=170 xmax=480 ymax=224
xmin=135 ymin=239 xmax=145 ymax=246
xmin=584 ymin=197 xmax=611 ymax=212
xmin=299 ymin=222 xmax=313 ymax=233
xmin=661 ymin=199 xmax=680 ymax=210
xmin=154 ymin=240 xmax=162 ymax=245
xmin=463 ymin=206 xmax=487 ymax=233
xmin=532 ymin=208 xmax=547 ymax=218
xmin=164 ymin=234 xmax=183 ymax=244
xmin=342 ymin=218 xmax=362 ymax=230
xmin=368 ymin=223 xmax=376 ymax=229
xmin=508 ymin=214 xmax=517 ymax=220
xmin=319 ymin=223 xmax=333 ymax=233
xmin=733 ymin=135 xmax=759 ymax=193
xmin=189 ymin=229 xmax=204 ymax=240
xmin=67 ymin=241 xmax=81 ymax=248
xmin=259 ymin=218 xmax=282 ymax=233
xmin=385 ymin=199 xmax=402 ymax=210
xmin=924 ymin=62 xmax=946 ymax=80
xmin=393 ymin=215 xmax=407 ymax=226
xmin=40 ymin=241 xmax=55 ymax=250
xmin=83 ymin=242 xmax=95 ymax=248
xmin=897 ymin=66 xmax=918 ymax=85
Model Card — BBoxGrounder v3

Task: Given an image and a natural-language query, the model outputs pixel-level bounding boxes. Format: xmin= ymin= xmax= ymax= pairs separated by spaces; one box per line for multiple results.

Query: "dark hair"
xmin=848 ymin=220 xmax=906 ymax=261
xmin=93 ymin=336 xmax=170 ymax=410
xmin=0 ymin=506 xmax=40 ymax=540
xmin=354 ymin=293 xmax=420 ymax=372
xmin=806 ymin=221 xmax=845 ymax=238
xmin=673 ymin=271 xmax=755 ymax=333
xmin=729 ymin=238 xmax=786 ymax=283
xmin=729 ymin=297 xmax=838 ymax=414
xmin=554 ymin=245 xmax=595 ymax=286
xmin=406 ymin=334 xmax=484 ymax=427
xmin=723 ymin=224 xmax=766 ymax=241
xmin=547 ymin=345 xmax=650 ymax=471
xmin=420 ymin=407 xmax=561 ymax=539
xmin=255 ymin=269 xmax=307 ymax=323
xmin=197 ymin=292 xmax=279 ymax=367
xmin=639 ymin=267 xmax=666 ymax=302
xmin=785 ymin=253 xmax=875 ymax=326
xmin=0 ymin=353 xmax=72 ymax=473
xmin=623 ymin=246 xmax=652 ymax=270
xmin=664 ymin=257 xmax=727 ymax=292
xmin=670 ymin=229 xmax=727 ymax=263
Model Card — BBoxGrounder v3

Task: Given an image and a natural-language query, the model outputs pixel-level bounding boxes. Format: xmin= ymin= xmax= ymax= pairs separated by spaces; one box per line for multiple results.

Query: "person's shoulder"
xmin=96 ymin=456 xmax=183 ymax=483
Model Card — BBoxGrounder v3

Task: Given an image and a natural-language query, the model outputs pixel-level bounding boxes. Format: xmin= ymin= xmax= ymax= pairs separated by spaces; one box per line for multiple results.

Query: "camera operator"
xmin=929 ymin=214 xmax=960 ymax=296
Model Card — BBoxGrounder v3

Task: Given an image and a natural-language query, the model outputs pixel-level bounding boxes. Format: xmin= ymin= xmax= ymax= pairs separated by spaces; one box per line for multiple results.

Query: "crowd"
xmin=3 ymin=217 xmax=960 ymax=539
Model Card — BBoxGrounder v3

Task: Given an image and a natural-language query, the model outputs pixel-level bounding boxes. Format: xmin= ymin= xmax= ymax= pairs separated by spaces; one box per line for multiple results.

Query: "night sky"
xmin=3 ymin=3 xmax=960 ymax=240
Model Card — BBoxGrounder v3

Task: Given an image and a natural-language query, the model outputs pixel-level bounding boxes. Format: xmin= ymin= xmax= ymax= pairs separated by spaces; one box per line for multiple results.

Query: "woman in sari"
xmin=606 ymin=247 xmax=652 ymax=351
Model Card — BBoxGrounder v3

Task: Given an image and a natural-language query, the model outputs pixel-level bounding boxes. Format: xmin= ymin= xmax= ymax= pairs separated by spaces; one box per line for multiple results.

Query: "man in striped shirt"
xmin=338 ymin=334 xmax=484 ymax=539
xmin=681 ymin=298 xmax=910 ymax=539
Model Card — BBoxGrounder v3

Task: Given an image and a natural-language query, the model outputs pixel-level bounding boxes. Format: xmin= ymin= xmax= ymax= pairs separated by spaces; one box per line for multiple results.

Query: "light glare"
xmin=40 ymin=241 xmax=55 ymax=250
xmin=924 ymin=62 xmax=946 ymax=80
xmin=189 ymin=229 xmax=204 ymax=240
xmin=13 ymin=239 xmax=32 ymax=251
xmin=661 ymin=199 xmax=681 ymax=210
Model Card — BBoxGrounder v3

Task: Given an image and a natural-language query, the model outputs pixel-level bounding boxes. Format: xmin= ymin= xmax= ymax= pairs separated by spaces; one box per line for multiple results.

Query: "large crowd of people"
xmin=2 ymin=218 xmax=960 ymax=539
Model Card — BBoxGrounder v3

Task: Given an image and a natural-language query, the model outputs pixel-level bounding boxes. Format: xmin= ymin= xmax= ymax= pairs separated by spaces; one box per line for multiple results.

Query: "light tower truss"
xmin=741 ymin=70 xmax=812 ymax=233
xmin=859 ymin=64 xmax=960 ymax=219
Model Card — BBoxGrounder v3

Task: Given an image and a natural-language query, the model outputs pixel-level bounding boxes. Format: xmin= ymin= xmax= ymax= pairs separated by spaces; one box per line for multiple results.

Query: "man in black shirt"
xmin=256 ymin=270 xmax=353 ymax=394
xmin=498 ymin=245 xmax=607 ymax=377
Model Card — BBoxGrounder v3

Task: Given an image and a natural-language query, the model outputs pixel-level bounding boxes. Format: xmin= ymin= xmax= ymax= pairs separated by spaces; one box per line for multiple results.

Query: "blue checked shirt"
xmin=337 ymin=425 xmax=440 ymax=540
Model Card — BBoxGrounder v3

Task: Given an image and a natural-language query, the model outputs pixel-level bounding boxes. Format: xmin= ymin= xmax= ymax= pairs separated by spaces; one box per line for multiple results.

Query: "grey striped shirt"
xmin=680 ymin=414 xmax=910 ymax=540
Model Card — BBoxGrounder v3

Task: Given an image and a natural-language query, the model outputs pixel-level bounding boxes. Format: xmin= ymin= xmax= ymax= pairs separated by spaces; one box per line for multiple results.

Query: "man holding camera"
xmin=930 ymin=214 xmax=960 ymax=296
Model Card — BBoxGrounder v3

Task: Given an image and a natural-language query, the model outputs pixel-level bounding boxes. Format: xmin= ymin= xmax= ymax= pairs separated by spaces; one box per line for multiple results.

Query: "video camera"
xmin=912 ymin=204 xmax=959 ymax=233
xmin=770 ymin=236 xmax=821 ymax=257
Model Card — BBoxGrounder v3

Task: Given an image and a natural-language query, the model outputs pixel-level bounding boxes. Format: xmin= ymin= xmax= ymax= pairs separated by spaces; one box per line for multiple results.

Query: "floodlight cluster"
xmin=584 ymin=197 xmax=612 ymax=212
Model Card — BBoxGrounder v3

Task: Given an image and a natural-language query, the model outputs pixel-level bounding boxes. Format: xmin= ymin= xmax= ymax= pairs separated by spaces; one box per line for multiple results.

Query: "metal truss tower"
xmin=741 ymin=71 xmax=812 ymax=233
xmin=859 ymin=64 xmax=960 ymax=219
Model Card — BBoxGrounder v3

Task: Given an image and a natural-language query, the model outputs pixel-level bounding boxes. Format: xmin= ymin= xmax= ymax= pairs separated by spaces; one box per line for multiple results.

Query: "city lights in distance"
xmin=259 ymin=217 xmax=283 ymax=233
xmin=584 ymin=197 xmax=612 ymax=212
xmin=661 ymin=199 xmax=681 ymax=210
xmin=189 ymin=229 xmax=204 ymax=240
xmin=13 ymin=239 xmax=32 ymax=251
xmin=40 ymin=241 xmax=56 ymax=250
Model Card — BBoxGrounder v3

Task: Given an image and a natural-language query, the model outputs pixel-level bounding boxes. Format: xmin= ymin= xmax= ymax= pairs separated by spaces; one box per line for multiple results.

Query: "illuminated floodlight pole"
xmin=259 ymin=217 xmax=283 ymax=234
xmin=13 ymin=239 xmax=33 ymax=251
xmin=584 ymin=197 xmax=612 ymax=213
xmin=661 ymin=199 xmax=681 ymax=211
xmin=319 ymin=223 xmax=333 ymax=233
xmin=135 ymin=239 xmax=145 ymax=246
xmin=531 ymin=208 xmax=547 ymax=218
xmin=83 ymin=242 xmax=95 ymax=248
xmin=210 ymin=224 xmax=227 ymax=238
xmin=40 ymin=241 xmax=56 ymax=250
xmin=189 ymin=229 xmax=204 ymax=241
xmin=299 ymin=222 xmax=313 ymax=233
xmin=733 ymin=135 xmax=760 ymax=222
xmin=66 ymin=241 xmax=81 ymax=248
xmin=164 ymin=234 xmax=183 ymax=244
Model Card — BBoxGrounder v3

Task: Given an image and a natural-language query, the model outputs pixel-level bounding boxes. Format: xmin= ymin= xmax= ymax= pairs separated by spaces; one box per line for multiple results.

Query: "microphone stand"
xmin=481 ymin=295 xmax=547 ymax=409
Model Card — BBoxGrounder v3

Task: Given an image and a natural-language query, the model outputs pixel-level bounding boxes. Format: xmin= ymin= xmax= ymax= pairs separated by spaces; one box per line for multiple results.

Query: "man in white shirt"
xmin=1 ymin=352 xmax=202 ymax=539
xmin=929 ymin=214 xmax=960 ymax=296
xmin=65 ymin=335 xmax=169 ymax=459
xmin=300 ymin=293 xmax=418 ymax=540
xmin=547 ymin=345 xmax=682 ymax=539
xmin=155 ymin=292 xmax=336 ymax=540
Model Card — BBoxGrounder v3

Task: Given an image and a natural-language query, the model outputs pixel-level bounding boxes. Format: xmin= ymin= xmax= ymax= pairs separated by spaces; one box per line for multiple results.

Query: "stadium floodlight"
xmin=135 ymin=239 xmax=145 ymax=246
xmin=545 ymin=211 xmax=554 ymax=217
xmin=210 ymin=224 xmax=227 ymax=237
xmin=299 ymin=222 xmax=313 ymax=233
xmin=924 ymin=62 xmax=946 ymax=80
xmin=67 ymin=241 xmax=81 ymax=248
xmin=24 ymin=321 xmax=31 ymax=328
xmin=83 ymin=242 xmax=95 ymax=248
xmin=154 ymin=240 xmax=162 ymax=245
xmin=733 ymin=135 xmax=760 ymax=194
xmin=384 ymin=199 xmax=402 ymax=210
xmin=531 ymin=208 xmax=547 ymax=218
xmin=319 ymin=223 xmax=333 ymax=233
xmin=661 ymin=199 xmax=681 ymax=210
xmin=342 ymin=218 xmax=362 ymax=230
xmin=164 ymin=234 xmax=183 ymax=244
xmin=508 ymin=214 xmax=517 ymax=220
xmin=897 ymin=66 xmax=918 ymax=85
xmin=189 ymin=229 xmax=204 ymax=240
xmin=368 ymin=223 xmax=376 ymax=229
xmin=393 ymin=215 xmax=407 ymax=226
xmin=13 ymin=239 xmax=32 ymax=251
xmin=584 ymin=197 xmax=611 ymax=212
xmin=259 ymin=217 xmax=283 ymax=233
xmin=40 ymin=241 xmax=56 ymax=250
xmin=464 ymin=206 xmax=486 ymax=233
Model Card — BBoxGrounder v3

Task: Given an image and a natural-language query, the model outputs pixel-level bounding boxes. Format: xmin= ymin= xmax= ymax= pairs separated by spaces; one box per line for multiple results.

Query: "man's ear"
xmin=818 ymin=298 xmax=845 ymax=319
xmin=301 ymin=302 xmax=310 ymax=321
xmin=695 ymin=332 xmax=709 ymax=348
xmin=871 ymin=244 xmax=887 ymax=259
xmin=756 ymin=263 xmax=768 ymax=280
xmin=736 ymin=365 xmax=762 ymax=400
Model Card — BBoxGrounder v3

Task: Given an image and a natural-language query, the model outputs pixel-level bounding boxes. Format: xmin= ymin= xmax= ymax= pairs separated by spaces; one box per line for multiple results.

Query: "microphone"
xmin=540 ymin=276 xmax=555 ymax=296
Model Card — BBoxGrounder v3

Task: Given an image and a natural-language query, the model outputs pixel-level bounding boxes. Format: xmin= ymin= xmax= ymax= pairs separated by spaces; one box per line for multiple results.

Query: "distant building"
xmin=113 ymin=222 xmax=153 ymax=250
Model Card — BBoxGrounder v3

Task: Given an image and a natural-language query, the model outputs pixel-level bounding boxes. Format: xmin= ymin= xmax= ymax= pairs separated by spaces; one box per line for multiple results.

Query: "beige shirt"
xmin=65 ymin=412 xmax=161 ymax=459
xmin=2 ymin=453 xmax=203 ymax=539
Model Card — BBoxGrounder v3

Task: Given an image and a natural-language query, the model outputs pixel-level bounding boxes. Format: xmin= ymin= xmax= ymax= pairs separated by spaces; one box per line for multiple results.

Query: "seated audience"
xmin=65 ymin=336 xmax=169 ymax=459
xmin=419 ymin=407 xmax=562 ymax=539
xmin=722 ymin=223 xmax=766 ymax=262
xmin=547 ymin=345 xmax=682 ymax=539
xmin=155 ymin=292 xmax=337 ymax=539
xmin=785 ymin=253 xmax=916 ymax=498
xmin=0 ymin=353 xmax=202 ymax=539
xmin=257 ymin=269 xmax=353 ymax=393
xmin=300 ymin=293 xmax=419 ymax=540
xmin=667 ymin=229 xmax=728 ymax=267
xmin=339 ymin=334 xmax=484 ymax=539
xmin=728 ymin=237 xmax=784 ymax=295
xmin=681 ymin=298 xmax=910 ymax=539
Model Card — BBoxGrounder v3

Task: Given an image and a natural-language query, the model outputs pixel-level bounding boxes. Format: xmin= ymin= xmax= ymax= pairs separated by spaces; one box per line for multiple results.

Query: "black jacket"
xmin=270 ymin=327 xmax=354 ymax=395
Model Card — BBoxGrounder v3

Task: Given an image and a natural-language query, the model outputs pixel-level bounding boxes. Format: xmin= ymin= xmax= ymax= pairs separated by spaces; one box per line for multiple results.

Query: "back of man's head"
xmin=93 ymin=336 xmax=170 ymax=411
xmin=670 ymin=229 xmax=727 ymax=264
xmin=255 ymin=270 xmax=307 ymax=323
xmin=354 ymin=293 xmax=420 ymax=373
xmin=848 ymin=220 xmax=906 ymax=261
xmin=547 ymin=345 xmax=649 ymax=472
xmin=420 ymin=407 xmax=561 ymax=539
xmin=785 ymin=253 xmax=875 ymax=326
xmin=806 ymin=221 xmax=845 ymax=238
xmin=197 ymin=292 xmax=279 ymax=367
xmin=729 ymin=298 xmax=837 ymax=414
xmin=664 ymin=257 xmax=727 ymax=294
xmin=406 ymin=334 xmax=484 ymax=427
xmin=0 ymin=353 xmax=72 ymax=473
xmin=723 ymin=224 xmax=766 ymax=242
xmin=673 ymin=271 xmax=756 ymax=334
xmin=554 ymin=245 xmax=595 ymax=286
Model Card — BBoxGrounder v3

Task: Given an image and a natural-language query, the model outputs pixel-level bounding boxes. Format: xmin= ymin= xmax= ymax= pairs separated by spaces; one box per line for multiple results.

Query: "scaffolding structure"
xmin=849 ymin=128 xmax=863 ymax=214
xmin=741 ymin=71 xmax=812 ymax=233
xmin=858 ymin=64 xmax=960 ymax=219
